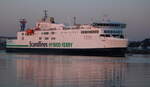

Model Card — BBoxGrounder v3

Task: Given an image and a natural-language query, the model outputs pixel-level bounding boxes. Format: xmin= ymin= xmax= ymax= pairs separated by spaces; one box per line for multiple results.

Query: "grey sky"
xmin=0 ymin=0 xmax=150 ymax=41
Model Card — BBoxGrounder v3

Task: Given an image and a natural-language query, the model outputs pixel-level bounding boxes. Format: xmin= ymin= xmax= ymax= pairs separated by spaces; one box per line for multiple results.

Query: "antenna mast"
xmin=43 ymin=10 xmax=48 ymax=21
xmin=73 ymin=16 xmax=76 ymax=25
xmin=102 ymin=14 xmax=111 ymax=22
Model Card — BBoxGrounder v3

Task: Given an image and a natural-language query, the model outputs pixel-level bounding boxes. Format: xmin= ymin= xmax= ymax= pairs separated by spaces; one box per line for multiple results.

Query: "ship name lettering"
xmin=29 ymin=41 xmax=48 ymax=47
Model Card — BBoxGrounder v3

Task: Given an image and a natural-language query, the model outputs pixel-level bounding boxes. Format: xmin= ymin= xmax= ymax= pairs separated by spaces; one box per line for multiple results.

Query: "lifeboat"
xmin=26 ymin=29 xmax=34 ymax=35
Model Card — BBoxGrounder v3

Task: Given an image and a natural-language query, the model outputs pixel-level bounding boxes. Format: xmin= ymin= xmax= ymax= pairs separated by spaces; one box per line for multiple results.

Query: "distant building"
xmin=140 ymin=38 xmax=150 ymax=49
xmin=128 ymin=41 xmax=141 ymax=48
xmin=128 ymin=38 xmax=150 ymax=54
xmin=128 ymin=38 xmax=150 ymax=49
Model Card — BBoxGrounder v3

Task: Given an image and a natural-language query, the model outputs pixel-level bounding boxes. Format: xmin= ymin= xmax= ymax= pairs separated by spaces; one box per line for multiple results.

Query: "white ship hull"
xmin=6 ymin=29 xmax=127 ymax=56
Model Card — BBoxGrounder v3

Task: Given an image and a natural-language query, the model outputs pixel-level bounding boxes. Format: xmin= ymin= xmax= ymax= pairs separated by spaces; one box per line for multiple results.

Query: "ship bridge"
xmin=92 ymin=22 xmax=126 ymax=28
xmin=92 ymin=21 xmax=126 ymax=39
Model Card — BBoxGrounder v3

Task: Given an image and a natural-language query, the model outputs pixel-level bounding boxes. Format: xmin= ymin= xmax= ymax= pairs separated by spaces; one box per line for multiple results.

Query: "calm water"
xmin=0 ymin=51 xmax=150 ymax=87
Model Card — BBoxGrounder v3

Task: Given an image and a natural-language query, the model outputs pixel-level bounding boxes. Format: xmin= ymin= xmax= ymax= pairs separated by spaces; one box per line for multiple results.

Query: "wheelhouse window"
xmin=104 ymin=30 xmax=122 ymax=34
xmin=92 ymin=23 xmax=126 ymax=28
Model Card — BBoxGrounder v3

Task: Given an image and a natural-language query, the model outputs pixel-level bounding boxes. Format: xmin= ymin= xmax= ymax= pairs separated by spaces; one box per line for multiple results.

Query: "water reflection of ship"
xmin=16 ymin=56 xmax=127 ymax=87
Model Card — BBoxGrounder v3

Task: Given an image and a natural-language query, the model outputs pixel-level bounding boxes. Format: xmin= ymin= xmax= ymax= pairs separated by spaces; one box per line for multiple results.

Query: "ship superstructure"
xmin=6 ymin=11 xmax=128 ymax=56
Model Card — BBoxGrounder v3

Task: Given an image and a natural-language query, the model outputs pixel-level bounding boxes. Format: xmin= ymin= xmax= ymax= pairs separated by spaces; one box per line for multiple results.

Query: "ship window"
xmin=100 ymin=34 xmax=105 ymax=37
xmin=39 ymin=37 xmax=42 ymax=40
xmin=22 ymin=33 xmax=24 ymax=35
xmin=51 ymin=32 xmax=55 ymax=34
xmin=120 ymin=24 xmax=126 ymax=28
xmin=51 ymin=37 xmax=56 ymax=40
xmin=45 ymin=37 xmax=49 ymax=40
xmin=42 ymin=32 xmax=49 ymax=35
xmin=105 ymin=34 xmax=110 ymax=37
xmin=93 ymin=23 xmax=126 ymax=28
xmin=44 ymin=32 xmax=49 ymax=35
xmin=104 ymin=30 xmax=122 ymax=34
xmin=112 ymin=35 xmax=122 ymax=38
xmin=104 ymin=30 xmax=107 ymax=33
xmin=120 ymin=35 xmax=124 ymax=38
xmin=100 ymin=34 xmax=110 ymax=37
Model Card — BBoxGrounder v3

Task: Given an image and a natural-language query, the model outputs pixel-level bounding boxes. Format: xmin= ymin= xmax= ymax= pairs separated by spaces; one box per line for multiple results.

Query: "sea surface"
xmin=0 ymin=50 xmax=150 ymax=87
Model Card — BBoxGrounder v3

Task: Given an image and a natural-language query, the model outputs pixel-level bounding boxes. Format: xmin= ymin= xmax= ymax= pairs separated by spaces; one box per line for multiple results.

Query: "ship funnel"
xmin=50 ymin=17 xmax=55 ymax=23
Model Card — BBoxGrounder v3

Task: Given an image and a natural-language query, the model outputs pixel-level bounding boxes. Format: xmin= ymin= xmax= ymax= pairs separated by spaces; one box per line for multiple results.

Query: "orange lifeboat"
xmin=26 ymin=29 xmax=34 ymax=35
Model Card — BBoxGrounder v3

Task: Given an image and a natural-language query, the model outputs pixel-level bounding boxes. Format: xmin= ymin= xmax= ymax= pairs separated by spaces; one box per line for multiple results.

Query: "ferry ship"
xmin=6 ymin=11 xmax=128 ymax=56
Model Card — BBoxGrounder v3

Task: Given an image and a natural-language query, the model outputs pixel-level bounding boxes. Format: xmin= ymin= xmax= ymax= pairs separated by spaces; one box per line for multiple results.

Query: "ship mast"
xmin=19 ymin=18 xmax=27 ymax=31
xmin=73 ymin=16 xmax=76 ymax=25
xmin=43 ymin=10 xmax=48 ymax=21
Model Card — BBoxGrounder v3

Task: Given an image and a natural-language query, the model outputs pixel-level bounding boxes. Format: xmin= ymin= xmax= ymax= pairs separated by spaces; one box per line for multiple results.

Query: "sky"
xmin=0 ymin=0 xmax=150 ymax=41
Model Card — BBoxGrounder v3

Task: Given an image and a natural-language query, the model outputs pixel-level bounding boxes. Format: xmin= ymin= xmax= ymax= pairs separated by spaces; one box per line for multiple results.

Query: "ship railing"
xmin=7 ymin=39 xmax=16 ymax=42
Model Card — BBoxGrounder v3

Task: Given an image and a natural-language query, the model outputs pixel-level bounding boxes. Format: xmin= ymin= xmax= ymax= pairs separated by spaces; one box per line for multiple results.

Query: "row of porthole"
xmin=21 ymin=32 xmax=55 ymax=36
xmin=21 ymin=37 xmax=56 ymax=40
xmin=39 ymin=37 xmax=56 ymax=40
xmin=41 ymin=32 xmax=55 ymax=35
